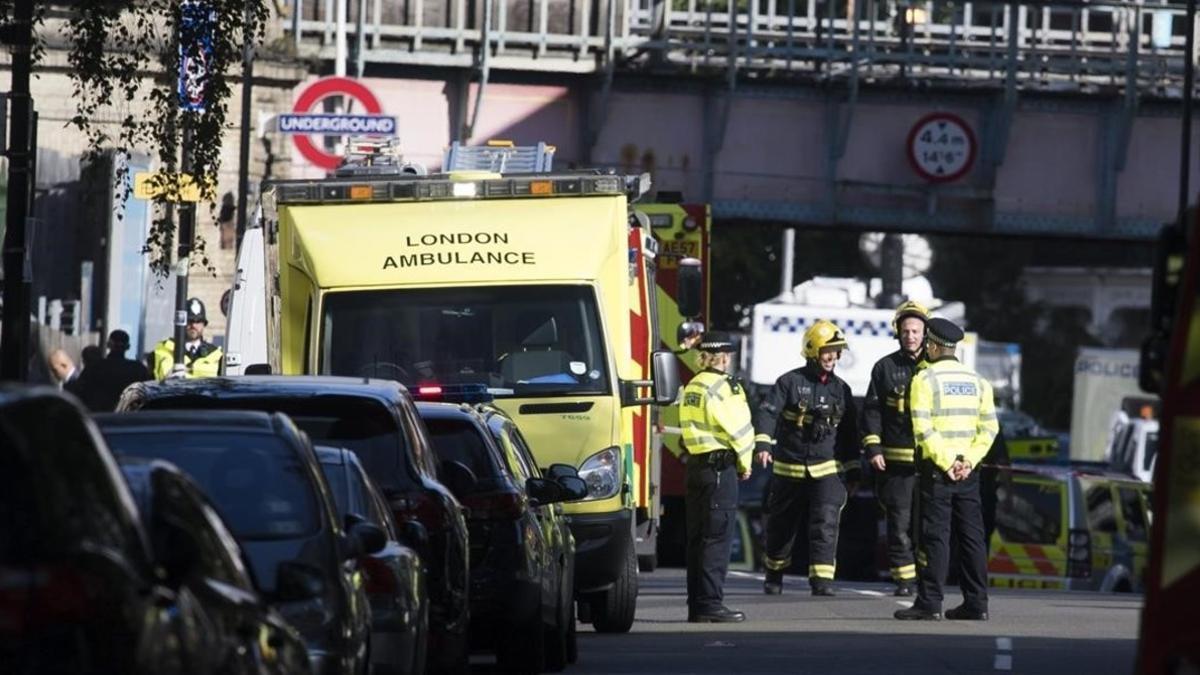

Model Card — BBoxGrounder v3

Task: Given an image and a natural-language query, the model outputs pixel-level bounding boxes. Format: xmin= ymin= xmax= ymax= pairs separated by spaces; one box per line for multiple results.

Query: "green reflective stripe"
xmin=809 ymin=564 xmax=836 ymax=580
xmin=682 ymin=420 xmax=714 ymax=432
xmin=765 ymin=557 xmax=791 ymax=571
xmin=862 ymin=434 xmax=882 ymax=446
xmin=729 ymin=422 xmax=754 ymax=441
xmin=807 ymin=460 xmax=840 ymax=478
xmin=703 ymin=377 xmax=729 ymax=401
xmin=911 ymin=410 xmax=932 ymax=419
xmin=781 ymin=410 xmax=799 ymax=421
xmin=773 ymin=461 xmax=808 ymax=478
xmin=979 ymin=412 xmax=997 ymax=421
xmin=754 ymin=434 xmax=775 ymax=444
xmin=939 ymin=430 xmax=977 ymax=439
xmin=891 ymin=564 xmax=917 ymax=581
xmin=883 ymin=447 xmax=915 ymax=462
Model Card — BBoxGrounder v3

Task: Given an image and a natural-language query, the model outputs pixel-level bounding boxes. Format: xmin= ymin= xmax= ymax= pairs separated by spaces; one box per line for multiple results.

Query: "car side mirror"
xmin=343 ymin=513 xmax=387 ymax=558
xmin=526 ymin=477 xmax=565 ymax=506
xmin=275 ymin=561 xmax=325 ymax=602
xmin=244 ymin=363 xmax=272 ymax=375
xmin=545 ymin=463 xmax=579 ymax=481
xmin=652 ymin=350 xmax=681 ymax=405
xmin=556 ymin=476 xmax=589 ymax=502
xmin=439 ymin=460 xmax=478 ymax=497
xmin=677 ymin=257 xmax=703 ymax=318
xmin=400 ymin=520 xmax=428 ymax=549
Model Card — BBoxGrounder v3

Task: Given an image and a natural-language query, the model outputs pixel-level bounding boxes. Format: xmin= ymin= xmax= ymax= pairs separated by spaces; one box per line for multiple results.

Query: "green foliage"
xmin=64 ymin=0 xmax=269 ymax=276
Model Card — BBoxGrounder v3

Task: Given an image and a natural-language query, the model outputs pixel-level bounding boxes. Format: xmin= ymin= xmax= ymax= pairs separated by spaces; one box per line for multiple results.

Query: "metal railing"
xmin=285 ymin=0 xmax=1194 ymax=92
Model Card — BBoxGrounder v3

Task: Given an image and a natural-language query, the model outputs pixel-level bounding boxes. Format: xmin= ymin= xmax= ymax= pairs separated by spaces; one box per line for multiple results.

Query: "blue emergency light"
xmin=413 ymin=383 xmax=497 ymax=404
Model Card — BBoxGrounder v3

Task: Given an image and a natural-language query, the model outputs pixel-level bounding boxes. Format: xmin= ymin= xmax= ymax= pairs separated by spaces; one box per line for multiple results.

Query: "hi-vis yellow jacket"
xmin=910 ymin=357 xmax=999 ymax=472
xmin=153 ymin=338 xmax=223 ymax=381
xmin=679 ymin=369 xmax=755 ymax=474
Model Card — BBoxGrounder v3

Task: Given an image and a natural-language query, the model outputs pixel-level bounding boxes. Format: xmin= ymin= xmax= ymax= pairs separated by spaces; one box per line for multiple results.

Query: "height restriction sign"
xmin=906 ymin=112 xmax=977 ymax=183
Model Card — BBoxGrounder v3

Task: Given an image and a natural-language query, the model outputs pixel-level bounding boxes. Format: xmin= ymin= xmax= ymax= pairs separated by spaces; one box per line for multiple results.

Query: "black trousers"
xmin=685 ymin=458 xmax=738 ymax=612
xmin=876 ymin=463 xmax=917 ymax=583
xmin=763 ymin=473 xmax=846 ymax=581
xmin=914 ymin=465 xmax=989 ymax=612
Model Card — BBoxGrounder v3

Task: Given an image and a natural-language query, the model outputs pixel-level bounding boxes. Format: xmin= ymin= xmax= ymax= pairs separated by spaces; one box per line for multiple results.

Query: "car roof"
xmin=94 ymin=409 xmax=281 ymax=433
xmin=0 ymin=384 xmax=68 ymax=408
xmin=1008 ymin=461 xmax=1150 ymax=485
xmin=125 ymin=376 xmax=410 ymax=406
xmin=415 ymin=400 xmax=481 ymax=420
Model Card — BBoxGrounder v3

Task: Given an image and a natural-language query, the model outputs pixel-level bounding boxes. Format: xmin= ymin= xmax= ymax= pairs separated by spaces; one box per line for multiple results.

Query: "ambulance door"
xmin=989 ymin=475 xmax=1067 ymax=590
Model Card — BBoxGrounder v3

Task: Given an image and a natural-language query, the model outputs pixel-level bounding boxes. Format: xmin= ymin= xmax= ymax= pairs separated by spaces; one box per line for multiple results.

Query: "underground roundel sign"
xmin=906 ymin=112 xmax=977 ymax=183
xmin=278 ymin=77 xmax=398 ymax=171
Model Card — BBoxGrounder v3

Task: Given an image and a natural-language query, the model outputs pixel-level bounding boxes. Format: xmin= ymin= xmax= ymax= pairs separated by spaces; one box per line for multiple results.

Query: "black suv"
xmin=117 ymin=376 xmax=472 ymax=674
xmin=417 ymin=400 xmax=586 ymax=674
xmin=95 ymin=410 xmax=380 ymax=675
xmin=117 ymin=458 xmax=312 ymax=674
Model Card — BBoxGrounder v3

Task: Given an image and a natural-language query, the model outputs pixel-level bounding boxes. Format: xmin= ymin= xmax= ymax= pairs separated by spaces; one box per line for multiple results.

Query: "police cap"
xmin=925 ymin=317 xmax=964 ymax=346
xmin=697 ymin=331 xmax=737 ymax=353
xmin=187 ymin=298 xmax=208 ymax=324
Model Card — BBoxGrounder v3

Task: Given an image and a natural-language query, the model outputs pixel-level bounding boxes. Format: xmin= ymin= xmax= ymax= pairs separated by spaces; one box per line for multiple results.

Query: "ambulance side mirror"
xmin=677 ymin=258 xmax=703 ymax=319
xmin=652 ymin=351 xmax=680 ymax=405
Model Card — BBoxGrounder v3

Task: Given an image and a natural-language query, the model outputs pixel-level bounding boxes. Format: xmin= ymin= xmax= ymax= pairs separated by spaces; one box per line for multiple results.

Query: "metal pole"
xmin=236 ymin=0 xmax=255 ymax=250
xmin=172 ymin=125 xmax=197 ymax=374
xmin=1179 ymin=0 xmax=1196 ymax=225
xmin=355 ymin=0 xmax=367 ymax=76
xmin=780 ymin=228 xmax=796 ymax=301
xmin=0 ymin=0 xmax=35 ymax=381
xmin=335 ymin=0 xmax=348 ymax=77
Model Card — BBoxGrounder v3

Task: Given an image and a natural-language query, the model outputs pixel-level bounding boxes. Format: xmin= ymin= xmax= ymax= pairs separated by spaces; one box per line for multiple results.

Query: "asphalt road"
xmin=477 ymin=568 xmax=1142 ymax=675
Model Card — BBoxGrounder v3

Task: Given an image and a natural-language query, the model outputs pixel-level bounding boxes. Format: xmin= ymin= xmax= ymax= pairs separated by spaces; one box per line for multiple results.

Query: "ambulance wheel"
xmin=592 ymin=547 xmax=637 ymax=633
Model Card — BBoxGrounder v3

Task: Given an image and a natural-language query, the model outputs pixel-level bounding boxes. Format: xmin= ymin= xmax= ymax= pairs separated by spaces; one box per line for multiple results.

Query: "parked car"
xmin=416 ymin=398 xmax=586 ymax=674
xmin=0 ymin=386 xmax=194 ymax=674
xmin=117 ymin=458 xmax=312 ymax=674
xmin=117 ymin=376 xmax=472 ymax=674
xmin=315 ymin=445 xmax=429 ymax=675
xmin=94 ymin=410 xmax=381 ymax=675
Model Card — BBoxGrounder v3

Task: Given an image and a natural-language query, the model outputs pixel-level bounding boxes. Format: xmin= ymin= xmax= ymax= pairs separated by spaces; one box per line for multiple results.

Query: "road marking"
xmin=729 ymin=571 xmax=765 ymax=581
xmin=996 ymin=637 xmax=1012 ymax=651
xmin=994 ymin=654 xmax=1013 ymax=671
xmin=850 ymin=589 xmax=886 ymax=597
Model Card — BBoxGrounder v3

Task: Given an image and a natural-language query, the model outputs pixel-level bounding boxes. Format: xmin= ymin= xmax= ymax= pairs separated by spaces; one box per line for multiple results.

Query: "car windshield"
xmin=100 ymin=430 xmax=321 ymax=541
xmin=320 ymin=285 xmax=610 ymax=397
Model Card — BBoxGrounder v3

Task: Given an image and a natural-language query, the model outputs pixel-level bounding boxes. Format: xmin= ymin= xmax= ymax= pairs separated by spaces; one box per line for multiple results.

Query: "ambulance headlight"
xmin=578 ymin=446 xmax=622 ymax=501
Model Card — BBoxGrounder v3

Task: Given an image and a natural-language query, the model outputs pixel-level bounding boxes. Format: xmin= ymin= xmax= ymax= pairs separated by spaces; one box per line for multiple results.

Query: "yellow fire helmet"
xmin=802 ymin=319 xmax=849 ymax=359
xmin=891 ymin=300 xmax=930 ymax=337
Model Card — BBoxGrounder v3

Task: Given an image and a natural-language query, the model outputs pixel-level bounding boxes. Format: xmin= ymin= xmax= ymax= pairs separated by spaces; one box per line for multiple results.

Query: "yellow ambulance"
xmin=230 ymin=141 xmax=689 ymax=633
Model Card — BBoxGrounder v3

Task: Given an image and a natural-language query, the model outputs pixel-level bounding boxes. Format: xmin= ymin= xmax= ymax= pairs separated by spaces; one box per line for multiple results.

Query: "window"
xmin=1118 ymin=486 xmax=1149 ymax=543
xmin=102 ymin=430 xmax=320 ymax=540
xmin=423 ymin=418 xmax=498 ymax=485
xmin=506 ymin=424 xmax=543 ymax=480
xmin=1084 ymin=482 xmax=1119 ymax=534
xmin=320 ymin=285 xmax=611 ymax=398
xmin=995 ymin=479 xmax=1063 ymax=545
xmin=155 ymin=472 xmax=254 ymax=590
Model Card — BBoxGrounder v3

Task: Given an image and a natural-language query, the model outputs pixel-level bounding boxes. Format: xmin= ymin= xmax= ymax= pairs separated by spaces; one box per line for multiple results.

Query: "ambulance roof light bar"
xmin=444 ymin=140 xmax=555 ymax=174
xmin=274 ymin=171 xmax=651 ymax=205
xmin=334 ymin=137 xmax=428 ymax=178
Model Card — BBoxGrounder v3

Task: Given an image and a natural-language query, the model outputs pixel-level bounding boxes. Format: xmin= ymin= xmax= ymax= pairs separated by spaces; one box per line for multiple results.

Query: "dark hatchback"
xmin=117 ymin=458 xmax=312 ymax=674
xmin=315 ymin=445 xmax=429 ymax=675
xmin=117 ymin=376 xmax=472 ymax=674
xmin=418 ymin=401 xmax=585 ymax=675
xmin=94 ymin=410 xmax=379 ymax=675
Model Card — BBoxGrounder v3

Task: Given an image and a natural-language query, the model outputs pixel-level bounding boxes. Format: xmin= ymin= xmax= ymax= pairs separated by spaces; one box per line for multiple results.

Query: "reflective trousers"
xmin=914 ymin=466 xmax=989 ymax=613
xmin=685 ymin=459 xmax=738 ymax=613
xmin=763 ymin=473 xmax=846 ymax=582
xmin=876 ymin=464 xmax=917 ymax=583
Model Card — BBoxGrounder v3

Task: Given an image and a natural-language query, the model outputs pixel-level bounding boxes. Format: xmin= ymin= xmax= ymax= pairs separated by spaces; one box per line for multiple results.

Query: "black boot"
xmin=763 ymin=570 xmax=783 ymax=595
xmin=689 ymin=606 xmax=747 ymax=623
xmin=893 ymin=582 xmax=915 ymax=597
xmin=945 ymin=605 xmax=989 ymax=621
xmin=894 ymin=605 xmax=942 ymax=621
xmin=810 ymin=581 xmax=836 ymax=597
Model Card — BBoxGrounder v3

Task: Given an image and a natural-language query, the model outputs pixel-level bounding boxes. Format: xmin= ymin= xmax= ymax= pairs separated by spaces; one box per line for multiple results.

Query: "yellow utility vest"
xmin=910 ymin=357 xmax=999 ymax=472
xmin=153 ymin=338 xmax=223 ymax=380
xmin=679 ymin=370 xmax=755 ymax=474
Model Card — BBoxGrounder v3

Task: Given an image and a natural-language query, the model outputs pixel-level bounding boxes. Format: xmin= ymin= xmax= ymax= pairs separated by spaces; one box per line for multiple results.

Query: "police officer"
xmin=153 ymin=298 xmax=223 ymax=380
xmin=862 ymin=300 xmax=929 ymax=596
xmin=679 ymin=331 xmax=754 ymax=623
xmin=895 ymin=318 xmax=998 ymax=621
xmin=755 ymin=320 xmax=860 ymax=596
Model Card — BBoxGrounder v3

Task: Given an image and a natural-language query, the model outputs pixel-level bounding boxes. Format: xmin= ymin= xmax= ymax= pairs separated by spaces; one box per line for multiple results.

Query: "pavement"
xmin=473 ymin=567 xmax=1142 ymax=674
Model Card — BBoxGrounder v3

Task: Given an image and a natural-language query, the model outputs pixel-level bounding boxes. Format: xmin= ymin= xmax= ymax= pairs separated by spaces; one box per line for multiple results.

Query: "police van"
xmin=988 ymin=462 xmax=1151 ymax=592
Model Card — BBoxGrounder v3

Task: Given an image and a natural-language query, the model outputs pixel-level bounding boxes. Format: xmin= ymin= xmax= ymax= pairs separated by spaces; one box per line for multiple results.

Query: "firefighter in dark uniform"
xmin=895 ymin=318 xmax=998 ymax=621
xmin=755 ymin=319 xmax=860 ymax=596
xmin=679 ymin=331 xmax=754 ymax=623
xmin=862 ymin=300 xmax=929 ymax=596
xmin=153 ymin=298 xmax=223 ymax=380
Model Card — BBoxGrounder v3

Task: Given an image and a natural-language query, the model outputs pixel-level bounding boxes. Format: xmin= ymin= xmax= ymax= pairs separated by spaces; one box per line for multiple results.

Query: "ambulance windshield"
xmin=320 ymin=285 xmax=611 ymax=397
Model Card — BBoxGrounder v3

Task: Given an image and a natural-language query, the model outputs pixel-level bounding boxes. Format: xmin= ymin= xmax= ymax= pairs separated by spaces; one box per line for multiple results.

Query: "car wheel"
xmin=591 ymin=545 xmax=637 ymax=633
xmin=566 ymin=599 xmax=578 ymax=664
xmin=497 ymin=612 xmax=545 ymax=675
xmin=544 ymin=610 xmax=569 ymax=672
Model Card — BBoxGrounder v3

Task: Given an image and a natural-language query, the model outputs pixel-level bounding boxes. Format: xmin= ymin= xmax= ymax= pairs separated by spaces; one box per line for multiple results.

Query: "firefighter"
xmin=679 ymin=331 xmax=754 ymax=623
xmin=895 ymin=317 xmax=998 ymax=621
xmin=862 ymin=300 xmax=929 ymax=596
xmin=153 ymin=297 xmax=223 ymax=380
xmin=755 ymin=319 xmax=860 ymax=596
